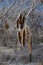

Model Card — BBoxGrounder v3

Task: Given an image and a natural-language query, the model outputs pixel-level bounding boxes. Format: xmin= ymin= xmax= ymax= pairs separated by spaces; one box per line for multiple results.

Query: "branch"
xmin=25 ymin=1 xmax=36 ymax=18
xmin=0 ymin=0 xmax=17 ymax=18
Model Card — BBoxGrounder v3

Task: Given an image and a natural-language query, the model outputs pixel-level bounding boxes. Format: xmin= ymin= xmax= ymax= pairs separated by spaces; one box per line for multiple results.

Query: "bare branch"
xmin=0 ymin=0 xmax=17 ymax=18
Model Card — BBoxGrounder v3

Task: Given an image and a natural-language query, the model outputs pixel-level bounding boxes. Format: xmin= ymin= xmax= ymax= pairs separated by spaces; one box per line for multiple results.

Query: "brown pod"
xmin=18 ymin=31 xmax=22 ymax=44
xmin=23 ymin=29 xmax=25 ymax=46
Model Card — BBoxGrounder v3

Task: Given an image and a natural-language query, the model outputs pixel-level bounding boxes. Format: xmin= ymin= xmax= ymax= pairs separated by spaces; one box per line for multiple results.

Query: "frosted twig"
xmin=0 ymin=0 xmax=17 ymax=18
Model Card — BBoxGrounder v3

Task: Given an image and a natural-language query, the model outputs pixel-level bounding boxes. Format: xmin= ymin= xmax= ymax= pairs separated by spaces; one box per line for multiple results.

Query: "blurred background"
xmin=0 ymin=0 xmax=43 ymax=65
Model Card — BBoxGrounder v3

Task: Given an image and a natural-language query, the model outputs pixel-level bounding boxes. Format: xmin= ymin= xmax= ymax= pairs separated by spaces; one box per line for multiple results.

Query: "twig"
xmin=0 ymin=0 xmax=17 ymax=18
